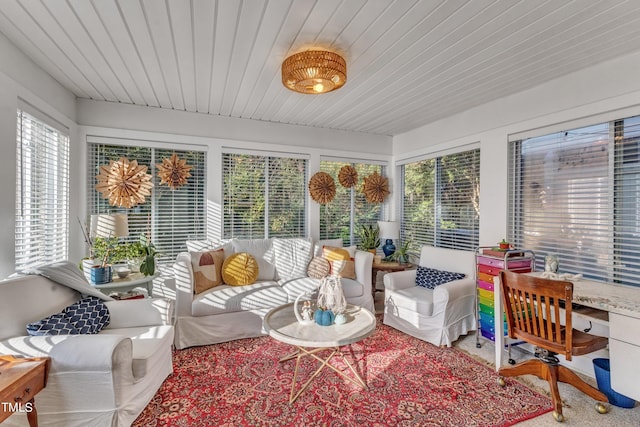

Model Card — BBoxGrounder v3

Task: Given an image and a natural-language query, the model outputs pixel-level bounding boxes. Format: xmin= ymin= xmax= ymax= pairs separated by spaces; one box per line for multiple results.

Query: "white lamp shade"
xmin=378 ymin=221 xmax=400 ymax=240
xmin=91 ymin=214 xmax=129 ymax=238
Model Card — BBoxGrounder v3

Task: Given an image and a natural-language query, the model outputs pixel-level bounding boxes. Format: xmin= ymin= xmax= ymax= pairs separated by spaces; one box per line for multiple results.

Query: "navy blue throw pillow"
xmin=26 ymin=312 xmax=80 ymax=336
xmin=27 ymin=297 xmax=110 ymax=336
xmin=415 ymin=266 xmax=466 ymax=289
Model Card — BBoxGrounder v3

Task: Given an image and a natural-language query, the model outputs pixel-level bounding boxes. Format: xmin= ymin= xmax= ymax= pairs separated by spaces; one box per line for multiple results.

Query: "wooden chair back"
xmin=499 ymin=270 xmax=574 ymax=361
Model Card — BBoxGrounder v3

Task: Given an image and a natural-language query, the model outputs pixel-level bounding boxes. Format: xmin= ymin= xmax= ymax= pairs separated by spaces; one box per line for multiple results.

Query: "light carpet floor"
xmin=373 ymin=291 xmax=640 ymax=426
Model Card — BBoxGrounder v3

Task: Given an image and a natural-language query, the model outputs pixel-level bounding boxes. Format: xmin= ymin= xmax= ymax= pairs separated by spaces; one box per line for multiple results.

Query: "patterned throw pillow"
xmin=415 ymin=266 xmax=466 ymax=290
xmin=222 ymin=252 xmax=260 ymax=286
xmin=27 ymin=296 xmax=110 ymax=336
xmin=307 ymin=257 xmax=331 ymax=279
xmin=190 ymin=248 xmax=225 ymax=294
xmin=322 ymin=246 xmax=356 ymax=280
xmin=26 ymin=312 xmax=79 ymax=336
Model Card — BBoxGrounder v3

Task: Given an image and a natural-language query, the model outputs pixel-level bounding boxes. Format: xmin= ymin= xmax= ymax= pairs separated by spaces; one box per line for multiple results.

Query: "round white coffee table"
xmin=264 ymin=303 xmax=376 ymax=404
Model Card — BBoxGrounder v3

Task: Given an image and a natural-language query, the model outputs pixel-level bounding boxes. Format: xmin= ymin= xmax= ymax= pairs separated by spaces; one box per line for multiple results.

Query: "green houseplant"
xmin=388 ymin=240 xmax=416 ymax=264
xmin=357 ymin=224 xmax=381 ymax=254
xmin=139 ymin=234 xmax=160 ymax=276
xmin=92 ymin=237 xmax=146 ymax=265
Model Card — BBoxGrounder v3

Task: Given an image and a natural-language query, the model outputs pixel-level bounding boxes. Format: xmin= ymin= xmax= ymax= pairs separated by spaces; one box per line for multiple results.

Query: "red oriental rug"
xmin=134 ymin=319 xmax=551 ymax=426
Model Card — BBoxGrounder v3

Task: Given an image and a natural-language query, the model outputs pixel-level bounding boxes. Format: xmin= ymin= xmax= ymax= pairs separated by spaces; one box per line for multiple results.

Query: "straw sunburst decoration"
xmin=309 ymin=171 xmax=336 ymax=204
xmin=157 ymin=153 xmax=193 ymax=189
xmin=362 ymin=171 xmax=390 ymax=203
xmin=95 ymin=157 xmax=153 ymax=209
xmin=338 ymin=165 xmax=358 ymax=188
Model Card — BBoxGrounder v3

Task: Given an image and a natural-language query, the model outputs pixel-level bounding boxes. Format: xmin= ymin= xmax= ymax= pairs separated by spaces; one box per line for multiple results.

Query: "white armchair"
xmin=383 ymin=245 xmax=476 ymax=347
xmin=0 ymin=273 xmax=174 ymax=427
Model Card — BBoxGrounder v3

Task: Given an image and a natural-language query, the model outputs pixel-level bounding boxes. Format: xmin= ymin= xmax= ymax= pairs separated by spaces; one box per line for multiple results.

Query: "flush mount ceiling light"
xmin=282 ymin=50 xmax=346 ymax=94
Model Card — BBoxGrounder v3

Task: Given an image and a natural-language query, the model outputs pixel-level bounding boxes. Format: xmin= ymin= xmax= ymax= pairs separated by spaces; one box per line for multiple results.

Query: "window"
xmin=401 ymin=148 xmax=480 ymax=251
xmin=87 ymin=142 xmax=206 ymax=264
xmin=16 ymin=108 xmax=69 ymax=270
xmin=319 ymin=161 xmax=385 ymax=245
xmin=509 ymin=115 xmax=640 ymax=286
xmin=223 ymin=152 xmax=307 ymax=239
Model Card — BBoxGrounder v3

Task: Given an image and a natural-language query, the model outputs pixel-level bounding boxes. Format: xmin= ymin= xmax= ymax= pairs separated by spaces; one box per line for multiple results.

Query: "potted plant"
xmin=89 ymin=239 xmax=115 ymax=284
xmin=499 ymin=239 xmax=510 ymax=250
xmin=357 ymin=224 xmax=381 ymax=254
xmin=139 ymin=234 xmax=160 ymax=276
xmin=388 ymin=240 xmax=416 ymax=264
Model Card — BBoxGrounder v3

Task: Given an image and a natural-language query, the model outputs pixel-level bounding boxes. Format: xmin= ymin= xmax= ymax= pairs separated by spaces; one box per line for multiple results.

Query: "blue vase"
xmin=382 ymin=239 xmax=396 ymax=257
xmin=90 ymin=266 xmax=112 ymax=285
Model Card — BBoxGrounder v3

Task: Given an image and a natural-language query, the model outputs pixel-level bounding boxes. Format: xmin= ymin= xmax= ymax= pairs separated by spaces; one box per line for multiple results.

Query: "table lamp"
xmin=378 ymin=221 xmax=400 ymax=257
xmin=90 ymin=213 xmax=129 ymax=238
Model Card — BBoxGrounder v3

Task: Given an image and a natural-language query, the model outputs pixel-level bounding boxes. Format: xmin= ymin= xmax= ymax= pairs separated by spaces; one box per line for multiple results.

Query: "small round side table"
xmin=372 ymin=261 xmax=414 ymax=298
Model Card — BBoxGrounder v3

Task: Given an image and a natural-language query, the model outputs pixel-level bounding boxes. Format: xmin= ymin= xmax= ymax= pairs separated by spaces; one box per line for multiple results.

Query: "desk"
xmin=91 ymin=272 xmax=159 ymax=297
xmin=0 ymin=355 xmax=50 ymax=426
xmin=493 ymin=272 xmax=640 ymax=400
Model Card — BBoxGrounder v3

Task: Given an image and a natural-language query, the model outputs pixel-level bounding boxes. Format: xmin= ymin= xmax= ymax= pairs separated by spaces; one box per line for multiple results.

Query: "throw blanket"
xmin=26 ymin=261 xmax=113 ymax=301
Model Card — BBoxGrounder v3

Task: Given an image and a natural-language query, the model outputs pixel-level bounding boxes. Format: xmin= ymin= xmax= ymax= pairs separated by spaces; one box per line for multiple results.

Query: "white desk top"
xmin=264 ymin=303 xmax=376 ymax=348
xmin=529 ymin=272 xmax=640 ymax=319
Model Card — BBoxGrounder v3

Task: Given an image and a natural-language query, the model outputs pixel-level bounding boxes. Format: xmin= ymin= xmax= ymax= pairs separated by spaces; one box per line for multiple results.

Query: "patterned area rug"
xmin=134 ymin=319 xmax=551 ymax=426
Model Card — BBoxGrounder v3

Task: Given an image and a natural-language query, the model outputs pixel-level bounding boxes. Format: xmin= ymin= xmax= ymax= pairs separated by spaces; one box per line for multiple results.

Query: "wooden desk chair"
xmin=498 ymin=270 xmax=609 ymax=422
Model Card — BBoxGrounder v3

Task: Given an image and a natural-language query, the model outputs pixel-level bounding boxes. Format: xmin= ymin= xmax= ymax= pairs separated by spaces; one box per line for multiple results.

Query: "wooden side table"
xmin=372 ymin=261 xmax=414 ymax=297
xmin=0 ymin=355 xmax=50 ymax=427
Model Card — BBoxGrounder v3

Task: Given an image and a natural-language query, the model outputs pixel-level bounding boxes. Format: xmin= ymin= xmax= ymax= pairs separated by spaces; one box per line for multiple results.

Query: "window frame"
xmin=509 ymin=114 xmax=640 ymax=286
xmin=319 ymin=159 xmax=386 ymax=246
xmin=15 ymin=106 xmax=70 ymax=271
xmin=87 ymin=139 xmax=207 ymax=265
xmin=222 ymin=150 xmax=308 ymax=239
xmin=399 ymin=146 xmax=480 ymax=251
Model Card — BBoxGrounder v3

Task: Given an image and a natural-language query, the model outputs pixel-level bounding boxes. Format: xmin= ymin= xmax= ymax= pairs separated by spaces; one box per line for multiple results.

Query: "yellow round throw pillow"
xmin=222 ymin=252 xmax=259 ymax=286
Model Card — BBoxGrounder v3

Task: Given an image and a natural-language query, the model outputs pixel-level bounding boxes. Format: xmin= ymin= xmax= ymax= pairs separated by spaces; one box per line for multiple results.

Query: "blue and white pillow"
xmin=415 ymin=266 xmax=466 ymax=289
xmin=27 ymin=296 xmax=110 ymax=336
xmin=26 ymin=312 xmax=80 ymax=336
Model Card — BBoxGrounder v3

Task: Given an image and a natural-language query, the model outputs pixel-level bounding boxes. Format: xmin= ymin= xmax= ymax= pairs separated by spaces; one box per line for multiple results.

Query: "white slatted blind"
xmin=16 ymin=109 xmax=69 ymax=270
xmin=509 ymin=116 xmax=640 ymax=286
xmin=401 ymin=148 xmax=480 ymax=251
xmin=223 ymin=152 xmax=307 ymax=238
xmin=615 ymin=116 xmax=640 ymax=285
xmin=87 ymin=143 xmax=206 ymax=264
xmin=319 ymin=161 xmax=385 ymax=245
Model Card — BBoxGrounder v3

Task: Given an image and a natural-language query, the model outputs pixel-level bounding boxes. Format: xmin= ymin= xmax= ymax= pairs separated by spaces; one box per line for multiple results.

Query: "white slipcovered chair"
xmin=383 ymin=245 xmax=476 ymax=347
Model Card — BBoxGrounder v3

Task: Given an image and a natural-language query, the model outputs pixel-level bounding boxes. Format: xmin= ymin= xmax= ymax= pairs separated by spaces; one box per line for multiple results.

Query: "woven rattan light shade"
xmin=282 ymin=50 xmax=346 ymax=94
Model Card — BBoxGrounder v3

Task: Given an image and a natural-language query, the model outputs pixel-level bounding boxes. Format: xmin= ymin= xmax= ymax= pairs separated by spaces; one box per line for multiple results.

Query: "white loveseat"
xmin=383 ymin=245 xmax=476 ymax=347
xmin=0 ymin=264 xmax=174 ymax=427
xmin=173 ymin=237 xmax=374 ymax=349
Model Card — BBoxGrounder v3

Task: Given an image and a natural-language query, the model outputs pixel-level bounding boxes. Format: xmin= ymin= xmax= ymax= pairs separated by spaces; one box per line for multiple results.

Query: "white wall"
xmin=392 ymin=51 xmax=640 ymax=249
xmin=76 ymin=98 xmax=392 ymax=154
xmin=0 ymin=32 xmax=77 ymax=279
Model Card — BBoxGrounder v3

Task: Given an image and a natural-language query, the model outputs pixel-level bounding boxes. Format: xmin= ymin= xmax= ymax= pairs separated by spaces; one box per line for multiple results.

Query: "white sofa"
xmin=0 ymin=265 xmax=174 ymax=427
xmin=383 ymin=245 xmax=476 ymax=347
xmin=173 ymin=237 xmax=374 ymax=349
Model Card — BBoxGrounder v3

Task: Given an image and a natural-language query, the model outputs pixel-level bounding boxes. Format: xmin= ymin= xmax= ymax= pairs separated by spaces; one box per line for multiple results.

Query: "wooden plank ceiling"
xmin=1 ymin=0 xmax=640 ymax=136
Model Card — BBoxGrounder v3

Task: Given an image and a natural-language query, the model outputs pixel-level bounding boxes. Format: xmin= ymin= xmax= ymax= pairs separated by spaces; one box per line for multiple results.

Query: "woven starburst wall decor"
xmin=338 ymin=165 xmax=358 ymax=188
xmin=362 ymin=171 xmax=390 ymax=203
xmin=95 ymin=157 xmax=153 ymax=209
xmin=309 ymin=171 xmax=336 ymax=204
xmin=156 ymin=153 xmax=192 ymax=189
